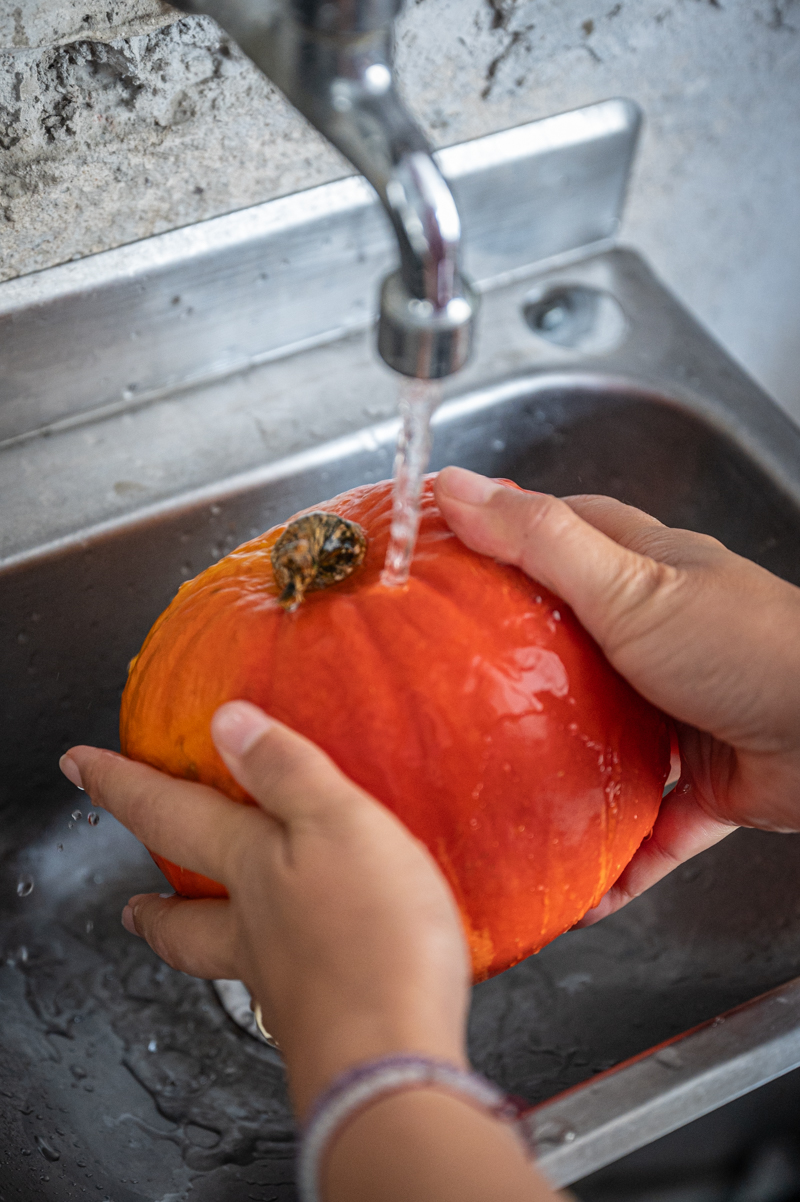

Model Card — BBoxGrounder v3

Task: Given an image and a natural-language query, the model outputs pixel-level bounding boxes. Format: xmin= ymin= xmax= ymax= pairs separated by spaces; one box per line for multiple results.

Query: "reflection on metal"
xmin=527 ymin=977 xmax=800 ymax=1187
xmin=0 ymin=99 xmax=639 ymax=442
xmin=213 ymin=978 xmax=280 ymax=1049
xmin=254 ymin=1003 xmax=281 ymax=1051
xmin=4 ymin=247 xmax=799 ymax=568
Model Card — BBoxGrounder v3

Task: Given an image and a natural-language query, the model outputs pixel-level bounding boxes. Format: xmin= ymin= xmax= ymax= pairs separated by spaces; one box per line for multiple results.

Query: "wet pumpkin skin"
xmin=120 ymin=475 xmax=670 ymax=981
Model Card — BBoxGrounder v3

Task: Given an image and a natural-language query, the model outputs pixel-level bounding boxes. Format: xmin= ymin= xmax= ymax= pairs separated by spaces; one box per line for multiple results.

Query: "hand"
xmin=434 ymin=466 xmax=800 ymax=924
xmin=60 ymin=702 xmax=470 ymax=1117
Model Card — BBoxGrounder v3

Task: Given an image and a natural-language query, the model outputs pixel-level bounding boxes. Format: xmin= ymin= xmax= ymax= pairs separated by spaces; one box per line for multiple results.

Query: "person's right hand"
xmin=434 ymin=466 xmax=800 ymax=924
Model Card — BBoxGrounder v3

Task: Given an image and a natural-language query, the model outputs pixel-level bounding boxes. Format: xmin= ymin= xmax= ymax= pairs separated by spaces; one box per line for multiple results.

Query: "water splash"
xmin=381 ymin=377 xmax=442 ymax=587
xmin=16 ymin=875 xmax=34 ymax=898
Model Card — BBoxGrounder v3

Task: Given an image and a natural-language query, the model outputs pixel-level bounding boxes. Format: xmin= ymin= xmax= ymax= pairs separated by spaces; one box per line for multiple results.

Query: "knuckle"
xmin=221 ymin=809 xmax=268 ymax=877
xmin=81 ymin=750 xmax=117 ymax=806
xmin=600 ymin=555 xmax=684 ymax=651
xmin=526 ymin=491 xmax=564 ymax=529
xmin=145 ymin=904 xmax=180 ymax=965
xmin=519 ymin=492 xmax=571 ymax=547
xmin=258 ymin=735 xmax=335 ymax=798
xmin=637 ymin=525 xmax=728 ymax=566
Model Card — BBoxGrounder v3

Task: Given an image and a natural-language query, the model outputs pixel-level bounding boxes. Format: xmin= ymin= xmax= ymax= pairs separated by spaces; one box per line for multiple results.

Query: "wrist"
xmin=281 ymin=1016 xmax=468 ymax=1119
xmin=300 ymin=1057 xmax=542 ymax=1202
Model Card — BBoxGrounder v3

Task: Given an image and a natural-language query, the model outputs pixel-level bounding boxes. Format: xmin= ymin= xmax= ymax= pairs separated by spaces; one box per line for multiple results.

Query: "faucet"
xmin=170 ymin=0 xmax=478 ymax=379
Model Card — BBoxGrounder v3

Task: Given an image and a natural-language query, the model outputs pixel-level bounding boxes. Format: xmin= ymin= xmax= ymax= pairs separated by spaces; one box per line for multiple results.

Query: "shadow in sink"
xmin=3 ymin=376 xmax=800 ymax=1200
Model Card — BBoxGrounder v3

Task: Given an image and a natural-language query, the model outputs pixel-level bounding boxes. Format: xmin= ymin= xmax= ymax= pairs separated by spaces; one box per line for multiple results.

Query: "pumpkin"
xmin=120 ymin=475 xmax=670 ymax=981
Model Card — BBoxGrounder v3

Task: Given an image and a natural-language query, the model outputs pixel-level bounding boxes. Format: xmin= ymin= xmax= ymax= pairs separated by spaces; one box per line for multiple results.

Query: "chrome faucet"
xmin=171 ymin=0 xmax=478 ymax=378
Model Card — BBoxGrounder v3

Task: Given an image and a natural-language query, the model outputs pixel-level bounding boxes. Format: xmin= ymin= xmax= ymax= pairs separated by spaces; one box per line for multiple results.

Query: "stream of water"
xmin=381 ymin=377 xmax=443 ymax=587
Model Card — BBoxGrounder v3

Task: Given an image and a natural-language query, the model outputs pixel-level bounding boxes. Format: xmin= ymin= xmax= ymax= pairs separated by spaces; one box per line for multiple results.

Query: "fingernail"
xmin=121 ymin=905 xmax=139 ymax=936
xmin=212 ymin=700 xmax=273 ymax=759
xmin=438 ymin=466 xmax=499 ymax=506
xmin=59 ymin=753 xmax=84 ymax=791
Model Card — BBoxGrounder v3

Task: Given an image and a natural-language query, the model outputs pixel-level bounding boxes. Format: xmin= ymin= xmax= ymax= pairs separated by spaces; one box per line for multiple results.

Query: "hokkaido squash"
xmin=120 ymin=475 xmax=670 ymax=981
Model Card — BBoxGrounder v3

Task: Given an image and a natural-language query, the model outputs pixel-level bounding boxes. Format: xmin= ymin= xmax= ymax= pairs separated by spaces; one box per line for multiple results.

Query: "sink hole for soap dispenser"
xmin=522 ymin=285 xmax=627 ymax=353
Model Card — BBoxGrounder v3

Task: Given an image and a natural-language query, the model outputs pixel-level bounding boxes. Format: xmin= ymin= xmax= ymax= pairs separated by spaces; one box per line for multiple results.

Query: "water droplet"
xmin=16 ymin=875 xmax=34 ymax=898
xmin=67 ymin=822 xmax=74 ymax=830
xmin=147 ymin=1039 xmax=157 ymax=1053
xmin=532 ymin=1117 xmax=577 ymax=1150
xmin=655 ymin=1046 xmax=683 ymax=1070
xmin=85 ymin=920 xmax=94 ymax=935
xmin=71 ymin=810 xmax=82 ymax=822
xmin=35 ymin=1136 xmax=60 ymax=1162
xmin=19 ymin=945 xmax=28 ymax=963
xmin=552 ymin=610 xmax=561 ymax=621
xmin=57 ymin=843 xmax=64 ymax=852
xmin=87 ymin=812 xmax=99 ymax=827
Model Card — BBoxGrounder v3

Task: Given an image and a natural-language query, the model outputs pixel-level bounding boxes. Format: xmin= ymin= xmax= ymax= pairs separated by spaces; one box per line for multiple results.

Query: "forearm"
xmin=324 ymin=1088 xmax=557 ymax=1202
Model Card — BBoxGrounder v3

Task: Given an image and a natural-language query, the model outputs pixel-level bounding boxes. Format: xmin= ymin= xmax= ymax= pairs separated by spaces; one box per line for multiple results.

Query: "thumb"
xmin=211 ymin=701 xmax=358 ymax=825
xmin=434 ymin=466 xmax=680 ymax=662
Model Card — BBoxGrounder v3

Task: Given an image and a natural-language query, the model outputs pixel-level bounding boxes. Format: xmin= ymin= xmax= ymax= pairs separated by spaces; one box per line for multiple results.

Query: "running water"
xmin=381 ymin=377 xmax=443 ymax=587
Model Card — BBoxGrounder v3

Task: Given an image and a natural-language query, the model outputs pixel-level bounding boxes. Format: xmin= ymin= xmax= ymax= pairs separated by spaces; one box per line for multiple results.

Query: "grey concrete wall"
xmin=1 ymin=0 xmax=799 ymax=417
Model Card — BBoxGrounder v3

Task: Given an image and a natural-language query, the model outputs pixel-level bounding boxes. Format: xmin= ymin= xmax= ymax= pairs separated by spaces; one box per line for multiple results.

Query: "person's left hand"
xmin=60 ymin=701 xmax=470 ymax=1118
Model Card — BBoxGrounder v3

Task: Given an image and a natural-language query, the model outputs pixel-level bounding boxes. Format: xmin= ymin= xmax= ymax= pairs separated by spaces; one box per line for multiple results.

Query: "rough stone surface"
xmin=0 ymin=1 xmax=177 ymax=47
xmin=0 ymin=0 xmax=799 ymax=415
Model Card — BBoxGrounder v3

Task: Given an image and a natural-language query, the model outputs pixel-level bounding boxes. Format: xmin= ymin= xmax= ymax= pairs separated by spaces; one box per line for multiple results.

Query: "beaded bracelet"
xmin=297 ymin=1054 xmax=531 ymax=1202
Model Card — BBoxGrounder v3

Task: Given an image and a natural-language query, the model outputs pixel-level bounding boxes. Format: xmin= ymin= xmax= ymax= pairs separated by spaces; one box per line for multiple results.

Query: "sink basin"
xmin=3 ymin=102 xmax=800 ymax=1200
xmin=4 ymin=362 xmax=800 ymax=1200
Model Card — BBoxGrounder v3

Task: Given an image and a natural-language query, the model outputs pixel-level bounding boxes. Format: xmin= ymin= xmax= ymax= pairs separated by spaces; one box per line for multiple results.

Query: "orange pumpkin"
xmin=120 ymin=475 xmax=669 ymax=981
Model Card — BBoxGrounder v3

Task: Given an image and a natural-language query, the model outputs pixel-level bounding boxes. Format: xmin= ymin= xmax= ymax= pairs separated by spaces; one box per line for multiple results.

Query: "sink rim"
xmin=5 ymin=362 xmax=800 ymax=578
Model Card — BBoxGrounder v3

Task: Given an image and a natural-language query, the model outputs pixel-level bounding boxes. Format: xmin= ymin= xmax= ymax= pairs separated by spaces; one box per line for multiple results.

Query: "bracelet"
xmin=297 ymin=1054 xmax=530 ymax=1202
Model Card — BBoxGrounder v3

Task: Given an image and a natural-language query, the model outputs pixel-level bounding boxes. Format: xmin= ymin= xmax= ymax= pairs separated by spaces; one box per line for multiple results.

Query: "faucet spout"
xmin=171 ymin=0 xmax=478 ymax=378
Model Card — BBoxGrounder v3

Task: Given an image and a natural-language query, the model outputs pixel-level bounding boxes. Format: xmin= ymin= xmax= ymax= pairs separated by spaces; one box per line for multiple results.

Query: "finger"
xmin=564 ymin=494 xmax=725 ymax=568
xmin=211 ymin=701 xmax=364 ymax=826
xmin=60 ymin=746 xmax=266 ymax=885
xmin=434 ymin=466 xmax=682 ymax=656
xmin=123 ymin=892 xmax=242 ymax=979
xmin=563 ymin=494 xmax=665 ymax=545
xmin=575 ymin=785 xmax=737 ymax=926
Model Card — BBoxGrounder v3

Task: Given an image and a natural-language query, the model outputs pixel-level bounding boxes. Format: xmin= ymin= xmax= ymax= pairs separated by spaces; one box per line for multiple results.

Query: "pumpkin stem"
xmin=270 ymin=512 xmax=367 ymax=611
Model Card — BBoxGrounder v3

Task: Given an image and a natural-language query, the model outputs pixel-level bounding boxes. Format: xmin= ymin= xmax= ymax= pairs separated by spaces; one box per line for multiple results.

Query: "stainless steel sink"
xmin=2 ymin=104 xmax=800 ymax=1200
